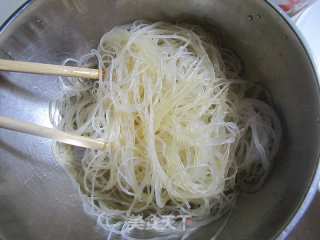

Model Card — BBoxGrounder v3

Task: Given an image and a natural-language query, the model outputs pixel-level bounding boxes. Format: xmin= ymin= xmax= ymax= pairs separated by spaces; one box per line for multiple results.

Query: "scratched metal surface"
xmin=0 ymin=0 xmax=320 ymax=239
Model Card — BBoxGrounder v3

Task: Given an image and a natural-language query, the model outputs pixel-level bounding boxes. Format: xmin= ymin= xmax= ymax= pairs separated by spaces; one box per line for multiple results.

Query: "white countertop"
xmin=0 ymin=0 xmax=25 ymax=25
xmin=1 ymin=1 xmax=320 ymax=239
xmin=295 ymin=0 xmax=320 ymax=71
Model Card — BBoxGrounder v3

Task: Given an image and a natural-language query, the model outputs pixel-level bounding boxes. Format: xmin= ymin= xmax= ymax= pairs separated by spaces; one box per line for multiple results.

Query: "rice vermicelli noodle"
xmin=49 ymin=21 xmax=282 ymax=239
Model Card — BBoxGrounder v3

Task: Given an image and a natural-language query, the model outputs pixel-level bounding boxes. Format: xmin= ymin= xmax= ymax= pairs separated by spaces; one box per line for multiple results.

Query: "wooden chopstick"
xmin=0 ymin=116 xmax=108 ymax=151
xmin=0 ymin=59 xmax=100 ymax=79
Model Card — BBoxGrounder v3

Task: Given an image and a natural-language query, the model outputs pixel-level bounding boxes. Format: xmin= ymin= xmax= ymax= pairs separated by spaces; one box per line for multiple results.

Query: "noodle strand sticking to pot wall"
xmin=50 ymin=21 xmax=282 ymax=239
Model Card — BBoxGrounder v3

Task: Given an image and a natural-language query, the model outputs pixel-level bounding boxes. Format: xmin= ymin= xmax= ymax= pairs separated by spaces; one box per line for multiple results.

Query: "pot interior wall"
xmin=0 ymin=0 xmax=320 ymax=239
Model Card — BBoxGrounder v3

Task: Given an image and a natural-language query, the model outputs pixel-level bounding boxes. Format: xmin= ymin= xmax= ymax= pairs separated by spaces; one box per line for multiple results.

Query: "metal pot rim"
xmin=265 ymin=1 xmax=320 ymax=239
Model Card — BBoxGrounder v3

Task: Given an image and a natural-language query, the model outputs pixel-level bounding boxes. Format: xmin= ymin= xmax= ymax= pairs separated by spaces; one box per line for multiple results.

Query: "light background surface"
xmin=0 ymin=0 xmax=26 ymax=25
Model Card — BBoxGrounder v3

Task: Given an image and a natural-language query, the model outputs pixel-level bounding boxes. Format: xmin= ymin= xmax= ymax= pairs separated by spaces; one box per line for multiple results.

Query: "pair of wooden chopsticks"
xmin=0 ymin=59 xmax=108 ymax=151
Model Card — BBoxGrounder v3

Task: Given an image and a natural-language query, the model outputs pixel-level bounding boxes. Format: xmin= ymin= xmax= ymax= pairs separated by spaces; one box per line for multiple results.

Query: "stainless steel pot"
xmin=0 ymin=0 xmax=320 ymax=239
